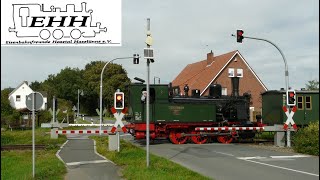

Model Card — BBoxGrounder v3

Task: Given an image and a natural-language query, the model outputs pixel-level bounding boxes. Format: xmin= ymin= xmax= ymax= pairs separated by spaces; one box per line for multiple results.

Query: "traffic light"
xmin=236 ymin=30 xmax=244 ymax=43
xmin=114 ymin=92 xmax=124 ymax=109
xmin=133 ymin=54 xmax=139 ymax=64
xmin=286 ymin=90 xmax=296 ymax=106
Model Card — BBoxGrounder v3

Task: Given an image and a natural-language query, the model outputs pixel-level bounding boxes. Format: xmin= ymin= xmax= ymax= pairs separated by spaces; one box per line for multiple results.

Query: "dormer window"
xmin=16 ymin=95 xmax=21 ymax=102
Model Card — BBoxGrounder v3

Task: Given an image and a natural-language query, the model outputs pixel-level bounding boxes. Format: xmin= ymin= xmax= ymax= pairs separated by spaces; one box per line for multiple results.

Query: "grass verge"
xmin=1 ymin=128 xmax=67 ymax=179
xmin=1 ymin=150 xmax=66 ymax=180
xmin=90 ymin=136 xmax=211 ymax=180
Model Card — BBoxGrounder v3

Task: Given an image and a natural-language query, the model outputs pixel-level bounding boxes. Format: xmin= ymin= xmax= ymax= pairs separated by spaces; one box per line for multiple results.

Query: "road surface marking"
xmin=66 ymin=160 xmax=110 ymax=166
xmin=56 ymin=140 xmax=69 ymax=164
xmin=240 ymin=159 xmax=319 ymax=177
xmin=270 ymin=155 xmax=311 ymax=158
xmin=237 ymin=155 xmax=311 ymax=160
xmin=237 ymin=156 xmax=266 ymax=160
xmin=212 ymin=151 xmax=234 ymax=157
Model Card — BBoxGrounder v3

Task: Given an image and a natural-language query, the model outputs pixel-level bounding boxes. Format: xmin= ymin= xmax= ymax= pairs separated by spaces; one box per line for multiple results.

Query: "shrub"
xmin=292 ymin=121 xmax=319 ymax=156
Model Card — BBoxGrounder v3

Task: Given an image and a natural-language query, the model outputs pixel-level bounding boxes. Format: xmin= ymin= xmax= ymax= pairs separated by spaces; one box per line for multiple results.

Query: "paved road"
xmin=126 ymin=138 xmax=319 ymax=180
xmin=58 ymin=134 xmax=123 ymax=180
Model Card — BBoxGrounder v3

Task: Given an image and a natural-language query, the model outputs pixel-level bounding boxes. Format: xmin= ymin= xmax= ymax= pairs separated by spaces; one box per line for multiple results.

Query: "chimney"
xmin=231 ymin=77 xmax=240 ymax=97
xmin=207 ymin=50 xmax=214 ymax=65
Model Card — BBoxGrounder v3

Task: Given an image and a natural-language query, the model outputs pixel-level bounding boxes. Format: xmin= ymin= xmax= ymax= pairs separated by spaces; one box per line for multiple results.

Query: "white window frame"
xmin=236 ymin=69 xmax=243 ymax=77
xmin=222 ymin=88 xmax=227 ymax=95
xmin=228 ymin=68 xmax=235 ymax=77
xmin=16 ymin=95 xmax=21 ymax=102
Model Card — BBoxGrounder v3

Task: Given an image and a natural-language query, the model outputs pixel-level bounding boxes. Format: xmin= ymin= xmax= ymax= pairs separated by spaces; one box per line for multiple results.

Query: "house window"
xmin=305 ymin=96 xmax=312 ymax=110
xmin=16 ymin=95 xmax=21 ymax=102
xmin=222 ymin=88 xmax=227 ymax=95
xmin=228 ymin=68 xmax=235 ymax=77
xmin=236 ymin=69 xmax=243 ymax=77
xmin=297 ymin=96 xmax=303 ymax=110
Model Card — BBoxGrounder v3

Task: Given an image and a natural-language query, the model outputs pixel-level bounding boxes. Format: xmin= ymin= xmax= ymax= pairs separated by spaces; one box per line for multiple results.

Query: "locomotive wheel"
xmin=169 ymin=129 xmax=189 ymax=144
xmin=217 ymin=135 xmax=233 ymax=144
xmin=191 ymin=131 xmax=208 ymax=144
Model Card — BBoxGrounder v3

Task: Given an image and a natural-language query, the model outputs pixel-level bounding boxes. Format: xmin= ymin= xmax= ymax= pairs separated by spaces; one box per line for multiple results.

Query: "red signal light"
xmin=236 ymin=30 xmax=244 ymax=43
xmin=114 ymin=92 xmax=124 ymax=109
xmin=116 ymin=95 xmax=122 ymax=101
xmin=286 ymin=90 xmax=296 ymax=106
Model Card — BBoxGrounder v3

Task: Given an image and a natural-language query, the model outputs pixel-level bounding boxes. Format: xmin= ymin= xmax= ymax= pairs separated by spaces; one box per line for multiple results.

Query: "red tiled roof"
xmin=172 ymin=50 xmax=238 ymax=93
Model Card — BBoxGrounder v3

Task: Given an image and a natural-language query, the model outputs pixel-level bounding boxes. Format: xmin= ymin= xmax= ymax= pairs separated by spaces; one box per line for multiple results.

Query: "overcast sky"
xmin=1 ymin=0 xmax=319 ymax=91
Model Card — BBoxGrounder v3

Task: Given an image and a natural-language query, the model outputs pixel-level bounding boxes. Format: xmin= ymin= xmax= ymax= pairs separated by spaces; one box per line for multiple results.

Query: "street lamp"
xmin=99 ymin=56 xmax=137 ymax=135
xmin=77 ymin=89 xmax=84 ymax=118
xmin=154 ymin=76 xmax=160 ymax=84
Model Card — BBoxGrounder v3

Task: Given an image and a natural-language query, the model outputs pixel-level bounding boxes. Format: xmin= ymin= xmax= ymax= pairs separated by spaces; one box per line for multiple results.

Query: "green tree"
xmin=40 ymin=67 xmax=83 ymax=109
xmin=82 ymin=61 xmax=131 ymax=115
xmin=30 ymin=81 xmax=42 ymax=91
xmin=55 ymin=98 xmax=75 ymax=123
xmin=1 ymin=89 xmax=21 ymax=126
xmin=305 ymin=80 xmax=319 ymax=90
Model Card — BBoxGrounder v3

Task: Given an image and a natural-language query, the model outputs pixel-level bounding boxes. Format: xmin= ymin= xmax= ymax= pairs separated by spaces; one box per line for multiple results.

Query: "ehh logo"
xmin=9 ymin=2 xmax=107 ymax=40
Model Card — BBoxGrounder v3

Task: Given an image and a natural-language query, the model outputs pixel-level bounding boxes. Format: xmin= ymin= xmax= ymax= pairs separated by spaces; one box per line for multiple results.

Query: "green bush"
xmin=293 ymin=121 xmax=319 ymax=156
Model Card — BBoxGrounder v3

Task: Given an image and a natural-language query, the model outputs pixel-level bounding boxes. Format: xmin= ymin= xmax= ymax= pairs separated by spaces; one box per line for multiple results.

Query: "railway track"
xmin=1 ymin=144 xmax=46 ymax=151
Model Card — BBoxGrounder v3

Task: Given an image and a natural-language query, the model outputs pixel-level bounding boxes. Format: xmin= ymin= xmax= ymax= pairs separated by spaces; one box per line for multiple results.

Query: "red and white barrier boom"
xmin=283 ymin=106 xmax=298 ymax=130
xmin=110 ymin=107 xmax=127 ymax=133
xmin=195 ymin=127 xmax=264 ymax=131
xmin=55 ymin=130 xmax=108 ymax=134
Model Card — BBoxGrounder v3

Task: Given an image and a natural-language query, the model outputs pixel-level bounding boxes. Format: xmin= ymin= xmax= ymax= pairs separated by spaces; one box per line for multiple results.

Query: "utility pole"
xmin=53 ymin=96 xmax=56 ymax=123
xmin=145 ymin=18 xmax=152 ymax=167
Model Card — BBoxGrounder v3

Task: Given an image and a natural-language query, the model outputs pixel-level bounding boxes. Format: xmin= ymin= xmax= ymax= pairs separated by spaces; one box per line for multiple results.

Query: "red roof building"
xmin=172 ymin=50 xmax=268 ymax=110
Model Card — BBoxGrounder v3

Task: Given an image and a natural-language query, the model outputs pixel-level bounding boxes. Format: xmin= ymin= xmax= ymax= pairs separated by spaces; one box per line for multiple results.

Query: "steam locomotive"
xmin=125 ymin=77 xmax=264 ymax=144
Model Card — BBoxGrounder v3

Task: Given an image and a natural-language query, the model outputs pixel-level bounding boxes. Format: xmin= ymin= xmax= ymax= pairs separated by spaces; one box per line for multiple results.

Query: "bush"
xmin=292 ymin=121 xmax=319 ymax=156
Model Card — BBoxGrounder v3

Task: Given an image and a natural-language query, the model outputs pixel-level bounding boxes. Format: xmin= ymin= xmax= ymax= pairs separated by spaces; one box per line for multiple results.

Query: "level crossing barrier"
xmin=55 ymin=130 xmax=108 ymax=134
xmin=195 ymin=127 xmax=265 ymax=131
xmin=68 ymin=124 xmax=113 ymax=127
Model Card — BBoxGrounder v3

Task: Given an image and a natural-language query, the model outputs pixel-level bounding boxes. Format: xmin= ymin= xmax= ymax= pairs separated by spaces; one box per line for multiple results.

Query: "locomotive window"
xmin=141 ymin=88 xmax=155 ymax=104
xmin=305 ymin=96 xmax=312 ymax=110
xmin=172 ymin=86 xmax=180 ymax=96
xmin=297 ymin=96 xmax=303 ymax=110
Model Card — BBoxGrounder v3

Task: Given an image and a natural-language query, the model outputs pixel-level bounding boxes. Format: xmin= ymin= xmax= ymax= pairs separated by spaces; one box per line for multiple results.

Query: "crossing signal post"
xmin=236 ymin=30 xmax=244 ymax=43
xmin=286 ymin=90 xmax=296 ymax=106
xmin=114 ymin=92 xmax=124 ymax=110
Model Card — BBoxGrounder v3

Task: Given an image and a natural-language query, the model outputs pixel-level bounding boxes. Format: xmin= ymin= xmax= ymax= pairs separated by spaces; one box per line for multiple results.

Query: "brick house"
xmin=172 ymin=50 xmax=268 ymax=117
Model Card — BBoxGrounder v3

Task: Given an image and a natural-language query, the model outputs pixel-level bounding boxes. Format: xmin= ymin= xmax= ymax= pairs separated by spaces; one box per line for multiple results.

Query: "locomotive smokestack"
xmin=231 ymin=77 xmax=239 ymax=97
